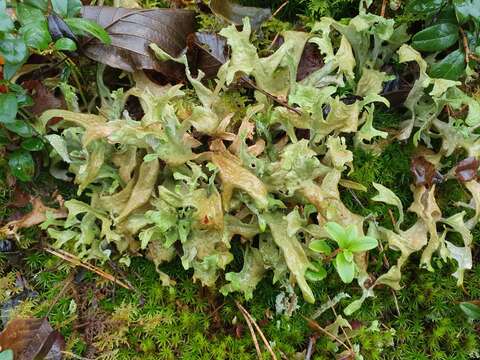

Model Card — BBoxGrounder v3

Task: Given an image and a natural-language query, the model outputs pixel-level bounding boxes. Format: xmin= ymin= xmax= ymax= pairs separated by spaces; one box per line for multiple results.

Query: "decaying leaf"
xmin=455 ymin=157 xmax=479 ymax=182
xmin=410 ymin=156 xmax=443 ymax=187
xmin=22 ymin=80 xmax=66 ymax=116
xmin=0 ymin=317 xmax=65 ymax=360
xmin=81 ymin=6 xmax=196 ymax=80
xmin=0 ymin=198 xmax=67 ymax=238
xmin=187 ymin=32 xmax=229 ymax=79
xmin=209 ymin=0 xmax=271 ymax=30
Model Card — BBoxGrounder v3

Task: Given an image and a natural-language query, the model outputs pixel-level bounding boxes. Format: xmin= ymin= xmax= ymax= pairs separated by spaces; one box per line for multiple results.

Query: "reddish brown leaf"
xmin=22 ymin=80 xmax=66 ymax=116
xmin=187 ymin=32 xmax=229 ymax=79
xmin=411 ymin=156 xmax=443 ymax=187
xmin=0 ymin=318 xmax=65 ymax=360
xmin=0 ymin=197 xmax=67 ymax=238
xmin=297 ymin=42 xmax=324 ymax=82
xmin=8 ymin=186 xmax=30 ymax=208
xmin=80 ymin=6 xmax=196 ymax=82
xmin=455 ymin=157 xmax=479 ymax=182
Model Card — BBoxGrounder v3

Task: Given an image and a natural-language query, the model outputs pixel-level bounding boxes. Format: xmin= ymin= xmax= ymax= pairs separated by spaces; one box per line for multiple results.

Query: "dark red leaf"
xmin=22 ymin=80 xmax=66 ymax=116
xmin=187 ymin=32 xmax=229 ymax=79
xmin=411 ymin=156 xmax=443 ymax=187
xmin=0 ymin=318 xmax=65 ymax=360
xmin=80 ymin=6 xmax=196 ymax=82
xmin=297 ymin=43 xmax=324 ymax=81
xmin=455 ymin=157 xmax=479 ymax=182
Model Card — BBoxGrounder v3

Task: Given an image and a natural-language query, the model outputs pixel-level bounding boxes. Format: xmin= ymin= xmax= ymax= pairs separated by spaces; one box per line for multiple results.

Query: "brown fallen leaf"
xmin=0 ymin=197 xmax=67 ymax=238
xmin=410 ymin=156 xmax=443 ymax=188
xmin=209 ymin=0 xmax=271 ymax=30
xmin=0 ymin=317 xmax=65 ymax=360
xmin=22 ymin=80 xmax=66 ymax=117
xmin=455 ymin=157 xmax=479 ymax=182
xmin=80 ymin=6 xmax=196 ymax=81
xmin=187 ymin=32 xmax=229 ymax=79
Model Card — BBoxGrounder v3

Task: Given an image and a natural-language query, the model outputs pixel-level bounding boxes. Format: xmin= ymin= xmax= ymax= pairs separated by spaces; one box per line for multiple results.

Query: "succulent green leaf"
xmin=348 ymin=236 xmax=378 ymax=252
xmin=309 ymin=240 xmax=332 ymax=254
xmin=335 ymin=252 xmax=355 ymax=283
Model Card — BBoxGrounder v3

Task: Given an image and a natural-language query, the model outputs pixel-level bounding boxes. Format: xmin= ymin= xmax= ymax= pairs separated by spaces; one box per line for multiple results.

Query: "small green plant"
xmin=0 ymin=0 xmax=109 ymax=181
xmin=406 ymin=0 xmax=480 ymax=80
xmin=309 ymin=222 xmax=378 ymax=283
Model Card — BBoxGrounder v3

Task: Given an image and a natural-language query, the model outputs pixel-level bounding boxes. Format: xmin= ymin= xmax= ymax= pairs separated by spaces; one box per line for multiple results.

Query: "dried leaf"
xmin=455 ymin=157 xmax=479 ymax=182
xmin=209 ymin=0 xmax=271 ymax=30
xmin=80 ymin=6 xmax=195 ymax=80
xmin=410 ymin=156 xmax=443 ymax=187
xmin=187 ymin=32 xmax=229 ymax=79
xmin=0 ymin=198 xmax=67 ymax=238
xmin=22 ymin=80 xmax=66 ymax=116
xmin=0 ymin=317 xmax=65 ymax=360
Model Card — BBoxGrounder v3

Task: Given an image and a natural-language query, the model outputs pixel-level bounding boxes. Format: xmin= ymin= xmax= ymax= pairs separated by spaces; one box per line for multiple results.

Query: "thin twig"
xmin=305 ymin=335 xmax=317 ymax=360
xmin=327 ymin=295 xmax=353 ymax=350
xmin=241 ymin=77 xmax=302 ymax=115
xmin=236 ymin=301 xmax=278 ymax=360
xmin=236 ymin=303 xmax=263 ymax=359
xmin=45 ymin=246 xmax=133 ymax=290
xmin=380 ymin=0 xmax=388 ymax=17
xmin=460 ymin=27 xmax=470 ymax=65
xmin=303 ymin=317 xmax=351 ymax=351
xmin=271 ymin=1 xmax=289 ymax=19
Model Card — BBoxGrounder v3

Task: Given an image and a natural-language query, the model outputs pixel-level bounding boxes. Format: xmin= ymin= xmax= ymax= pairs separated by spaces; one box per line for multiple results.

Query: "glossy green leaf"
xmin=0 ymin=93 xmax=18 ymax=124
xmin=453 ymin=0 xmax=480 ymax=25
xmin=0 ymin=12 xmax=14 ymax=32
xmin=51 ymin=0 xmax=82 ymax=18
xmin=437 ymin=4 xmax=457 ymax=23
xmin=309 ymin=240 xmax=332 ymax=255
xmin=0 ymin=350 xmax=14 ymax=360
xmin=412 ymin=23 xmax=459 ymax=52
xmin=21 ymin=137 xmax=44 ymax=151
xmin=460 ymin=302 xmax=480 ymax=320
xmin=64 ymin=18 xmax=111 ymax=45
xmin=5 ymin=120 xmax=35 ymax=137
xmin=0 ymin=36 xmax=28 ymax=64
xmin=348 ymin=236 xmax=379 ymax=252
xmin=335 ymin=252 xmax=355 ymax=283
xmin=24 ymin=0 xmax=48 ymax=11
xmin=20 ymin=20 xmax=52 ymax=50
xmin=8 ymin=149 xmax=35 ymax=181
xmin=429 ymin=49 xmax=465 ymax=80
xmin=405 ymin=0 xmax=445 ymax=15
xmin=16 ymin=3 xmax=44 ymax=25
xmin=54 ymin=37 xmax=77 ymax=51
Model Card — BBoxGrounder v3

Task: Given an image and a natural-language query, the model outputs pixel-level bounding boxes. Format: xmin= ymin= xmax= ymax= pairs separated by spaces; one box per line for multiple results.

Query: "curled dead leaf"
xmin=0 ymin=198 xmax=67 ymax=238
xmin=80 ymin=6 xmax=196 ymax=81
xmin=455 ymin=157 xmax=479 ymax=183
xmin=410 ymin=156 xmax=443 ymax=187
xmin=0 ymin=317 xmax=65 ymax=360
